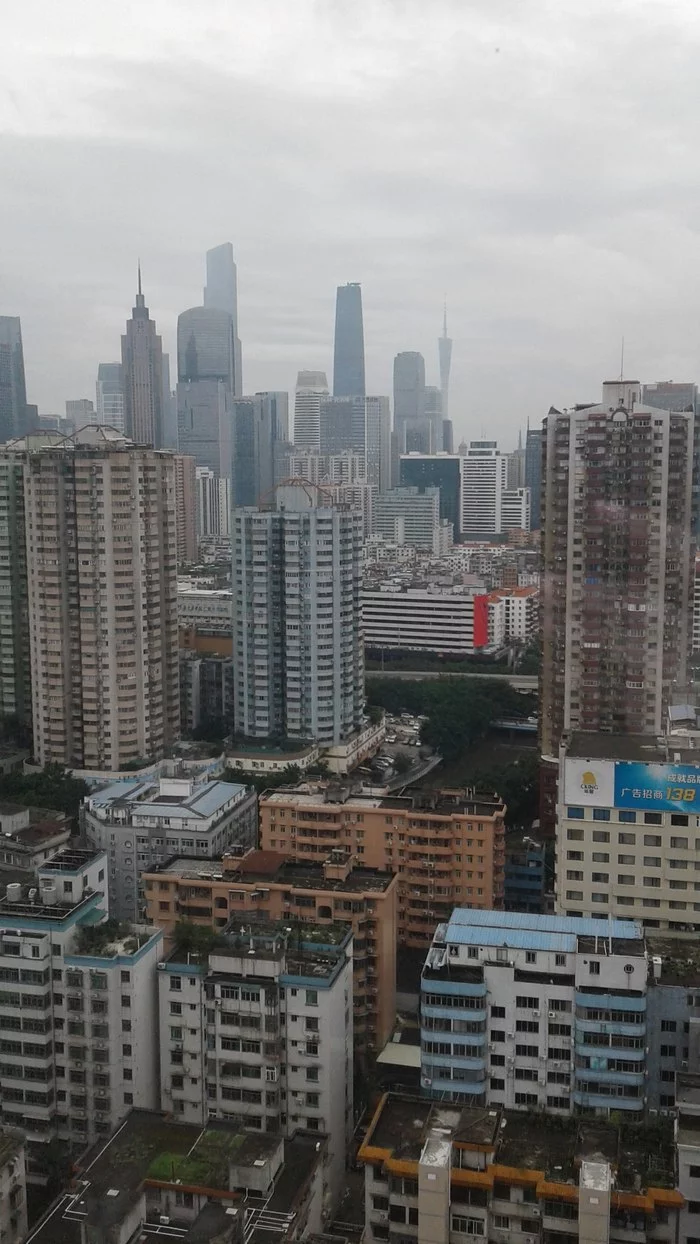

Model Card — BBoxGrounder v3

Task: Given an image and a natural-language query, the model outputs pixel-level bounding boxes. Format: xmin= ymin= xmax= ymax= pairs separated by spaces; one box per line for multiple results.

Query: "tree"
xmin=392 ymin=750 xmax=413 ymax=775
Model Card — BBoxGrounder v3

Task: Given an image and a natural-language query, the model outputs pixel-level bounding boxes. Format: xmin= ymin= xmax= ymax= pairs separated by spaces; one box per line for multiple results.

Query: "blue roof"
xmin=443 ymin=908 xmax=643 ymax=952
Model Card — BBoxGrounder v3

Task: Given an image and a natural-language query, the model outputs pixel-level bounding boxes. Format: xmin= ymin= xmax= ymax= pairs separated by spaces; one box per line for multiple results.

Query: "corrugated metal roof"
xmin=446 ymin=909 xmax=642 ymax=940
xmin=445 ymin=924 xmax=580 ymax=951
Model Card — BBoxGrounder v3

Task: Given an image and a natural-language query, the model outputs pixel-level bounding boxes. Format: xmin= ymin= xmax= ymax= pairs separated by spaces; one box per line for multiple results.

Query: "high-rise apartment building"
xmin=0 ymin=444 xmax=31 ymax=725
xmin=540 ymin=381 xmax=695 ymax=757
xmin=232 ymin=484 xmax=364 ymax=744
xmin=460 ymin=440 xmax=508 ymax=539
xmin=204 ymin=242 xmax=242 ymax=395
xmin=393 ymin=352 xmax=427 ymax=452
xmin=293 ymin=371 xmax=329 ymax=450
xmin=232 ymin=392 xmax=289 ymax=506
xmin=524 ymin=426 xmax=542 ymax=529
xmin=173 ymin=453 xmax=197 ymax=565
xmin=121 ymin=271 xmax=164 ymax=448
xmin=0 ymin=317 xmax=28 ymax=442
xmin=95 ymin=362 xmax=125 ymax=431
xmin=333 ymin=282 xmax=365 ymax=398
xmin=259 ymin=784 xmax=505 ymax=947
xmin=25 ymin=426 xmax=180 ymax=770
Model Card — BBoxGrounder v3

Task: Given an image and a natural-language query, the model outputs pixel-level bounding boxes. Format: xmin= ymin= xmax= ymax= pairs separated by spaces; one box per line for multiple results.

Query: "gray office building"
xmin=0 ymin=317 xmax=28 ymax=442
xmin=232 ymin=391 xmax=289 ymax=506
xmin=333 ymin=282 xmax=365 ymax=398
xmin=524 ymin=427 xmax=542 ymax=530
xmin=121 ymin=271 xmax=164 ymax=447
xmin=399 ymin=452 xmax=462 ymax=540
xmin=393 ymin=351 xmax=433 ymax=452
xmin=204 ymin=243 xmax=242 ymax=396
xmin=176 ymin=306 xmax=237 ymax=474
xmin=96 ymin=362 xmax=125 ymax=432
xmin=319 ymin=395 xmax=390 ymax=491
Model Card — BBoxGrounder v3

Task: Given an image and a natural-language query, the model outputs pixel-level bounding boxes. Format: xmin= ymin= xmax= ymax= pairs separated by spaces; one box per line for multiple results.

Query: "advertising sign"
xmin=614 ymin=761 xmax=700 ymax=811
xmin=564 ymin=758 xmax=615 ymax=807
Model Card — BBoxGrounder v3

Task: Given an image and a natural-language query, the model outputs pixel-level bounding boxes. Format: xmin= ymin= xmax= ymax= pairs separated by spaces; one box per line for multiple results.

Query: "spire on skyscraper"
xmin=438 ymin=300 xmax=453 ymax=421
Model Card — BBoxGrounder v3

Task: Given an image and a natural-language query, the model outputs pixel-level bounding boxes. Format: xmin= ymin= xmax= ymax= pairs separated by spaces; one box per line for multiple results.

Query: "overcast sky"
xmin=2 ymin=0 xmax=700 ymax=447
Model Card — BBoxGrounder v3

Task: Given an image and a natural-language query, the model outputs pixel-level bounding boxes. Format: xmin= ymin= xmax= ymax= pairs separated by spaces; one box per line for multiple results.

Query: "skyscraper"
xmin=232 ymin=483 xmax=364 ymax=743
xmin=25 ymin=426 xmax=180 ymax=769
xmin=176 ymin=306 xmax=236 ymax=472
xmin=333 ymin=282 xmax=365 ymax=398
xmin=399 ymin=452 xmax=462 ymax=539
xmin=540 ymin=381 xmax=695 ymax=757
xmin=524 ymin=426 xmax=542 ymax=529
xmin=204 ymin=243 xmax=242 ymax=395
xmin=231 ymin=391 xmax=288 ymax=506
xmin=121 ymin=268 xmax=164 ymax=447
xmin=0 ymin=317 xmax=28 ymax=442
xmin=438 ymin=302 xmax=453 ymax=421
xmin=177 ymin=307 xmax=235 ymax=388
xmin=65 ymin=398 xmax=94 ymax=425
xmin=318 ymin=395 xmax=390 ymax=492
xmin=96 ymin=362 xmax=125 ymax=432
xmin=293 ymin=370 xmax=329 ymax=449
xmin=393 ymin=351 xmax=427 ymax=451
xmin=460 ymin=440 xmax=508 ymax=539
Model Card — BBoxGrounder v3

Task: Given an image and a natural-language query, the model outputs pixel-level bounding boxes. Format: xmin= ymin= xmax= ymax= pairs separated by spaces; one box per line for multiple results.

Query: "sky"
xmin=2 ymin=0 xmax=700 ymax=448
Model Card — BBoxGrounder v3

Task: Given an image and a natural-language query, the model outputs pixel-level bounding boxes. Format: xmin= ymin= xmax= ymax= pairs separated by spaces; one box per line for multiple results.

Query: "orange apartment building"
xmin=258 ymin=785 xmax=506 ymax=948
xmin=143 ymin=846 xmax=397 ymax=1052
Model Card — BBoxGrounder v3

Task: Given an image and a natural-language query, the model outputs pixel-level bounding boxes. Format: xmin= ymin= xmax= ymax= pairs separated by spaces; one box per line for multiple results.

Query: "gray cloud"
xmin=2 ymin=0 xmax=700 ymax=446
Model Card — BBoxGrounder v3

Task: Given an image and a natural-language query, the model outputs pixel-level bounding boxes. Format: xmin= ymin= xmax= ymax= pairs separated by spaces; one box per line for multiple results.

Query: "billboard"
xmin=614 ymin=762 xmax=700 ymax=812
xmin=564 ymin=757 xmax=700 ymax=812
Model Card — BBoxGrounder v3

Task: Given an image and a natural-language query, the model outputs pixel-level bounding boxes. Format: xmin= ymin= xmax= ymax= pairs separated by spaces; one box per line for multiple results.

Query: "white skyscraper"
xmin=232 ymin=483 xmax=364 ymax=743
xmin=293 ymin=370 xmax=329 ymax=450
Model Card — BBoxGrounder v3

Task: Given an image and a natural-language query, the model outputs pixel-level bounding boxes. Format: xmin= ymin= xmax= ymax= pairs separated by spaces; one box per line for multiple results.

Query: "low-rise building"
xmin=81 ymin=776 xmax=257 ymax=919
xmin=157 ymin=919 xmax=353 ymax=1208
xmin=144 ymin=846 xmax=397 ymax=1050
xmin=259 ymin=785 xmax=506 ymax=947
xmin=28 ymin=1108 xmax=327 ymax=1244
xmin=487 ymin=586 xmax=539 ymax=643
xmin=358 ymin=1093 xmax=683 ymax=1244
xmin=361 ymin=584 xmax=492 ymax=657
xmin=0 ymin=1129 xmax=27 ymax=1244
xmin=0 ymin=849 xmax=162 ymax=1174
xmin=0 ymin=801 xmax=71 ymax=870
xmin=556 ymin=731 xmax=700 ymax=927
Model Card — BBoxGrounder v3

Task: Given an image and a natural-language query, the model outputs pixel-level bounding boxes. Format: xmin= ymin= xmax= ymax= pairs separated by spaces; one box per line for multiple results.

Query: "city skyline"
xmin=5 ymin=4 xmax=700 ymax=445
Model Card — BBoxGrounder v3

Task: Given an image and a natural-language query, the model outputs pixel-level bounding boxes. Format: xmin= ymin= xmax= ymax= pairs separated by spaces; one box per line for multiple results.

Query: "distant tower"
xmin=293 ymin=371 xmax=329 ymax=450
xmin=121 ymin=266 xmax=164 ymax=447
xmin=204 ymin=243 xmax=242 ymax=396
xmin=0 ymin=317 xmax=28 ymax=442
xmin=438 ymin=301 xmax=453 ymax=421
xmin=333 ymin=283 xmax=365 ymax=398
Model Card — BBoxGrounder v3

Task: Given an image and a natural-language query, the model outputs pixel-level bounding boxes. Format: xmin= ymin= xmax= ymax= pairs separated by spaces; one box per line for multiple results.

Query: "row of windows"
xmin=567 ymin=808 xmax=689 ymax=826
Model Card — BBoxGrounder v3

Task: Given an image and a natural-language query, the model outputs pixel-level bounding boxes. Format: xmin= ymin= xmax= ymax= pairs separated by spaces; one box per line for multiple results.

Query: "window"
xmin=671 ymin=837 xmax=688 ymax=849
xmin=489 ymin=1077 xmax=505 ymax=1091
xmin=490 ymin=1054 xmax=505 ymax=1066
xmin=515 ymin=1020 xmax=539 ymax=1033
xmin=618 ymin=832 xmax=635 ymax=844
xmin=525 ymin=952 xmax=536 ymax=964
xmin=671 ymin=814 xmax=689 ymax=827
xmin=592 ymin=830 xmax=610 ymax=843
xmin=643 ymin=834 xmax=661 ymax=847
xmin=618 ymin=811 xmax=636 ymax=824
xmin=589 ymin=961 xmax=600 ymax=976
xmin=661 ymin=1020 xmax=677 ymax=1033
xmin=591 ymin=893 xmax=608 ymax=903
xmin=617 ymin=875 xmax=635 ymax=886
xmin=170 ymin=1002 xmax=182 ymax=1016
xmin=592 ymin=809 xmax=610 ymax=821
xmin=451 ymin=1216 xmax=484 ymax=1236
xmin=516 ymin=996 xmax=539 ymax=1010
xmin=305 ymin=990 xmax=318 ymax=1006
xmin=591 ymin=873 xmax=609 ymax=883
xmin=567 ymin=807 xmax=584 ymax=819
xmin=491 ymin=1006 xmax=506 ymax=1018
xmin=644 ymin=812 xmax=662 ymax=825
xmin=493 ymin=1216 xmax=509 ymax=1229
xmin=555 ymin=954 xmax=566 ymax=966
xmin=516 ymin=1044 xmax=539 ymax=1058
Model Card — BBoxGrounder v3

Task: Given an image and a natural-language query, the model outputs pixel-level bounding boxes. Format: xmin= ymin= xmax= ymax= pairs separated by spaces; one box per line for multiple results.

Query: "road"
xmin=366 ymin=670 xmax=538 ymax=691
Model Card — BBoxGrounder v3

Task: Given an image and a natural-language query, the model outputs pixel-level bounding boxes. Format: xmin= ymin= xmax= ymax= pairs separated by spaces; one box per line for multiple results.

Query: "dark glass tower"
xmin=204 ymin=243 xmax=242 ymax=396
xmin=0 ymin=317 xmax=28 ymax=442
xmin=333 ymin=283 xmax=365 ymax=398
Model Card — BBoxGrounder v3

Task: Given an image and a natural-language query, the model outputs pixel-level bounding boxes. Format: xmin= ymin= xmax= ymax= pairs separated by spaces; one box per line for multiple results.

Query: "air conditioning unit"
xmin=548 ymin=1011 xmax=557 ymax=1019
xmin=159 ymin=1217 xmax=170 ymax=1227
xmin=533 ymin=1010 xmax=540 ymax=1018
xmin=421 ymin=1075 xmax=432 ymax=1088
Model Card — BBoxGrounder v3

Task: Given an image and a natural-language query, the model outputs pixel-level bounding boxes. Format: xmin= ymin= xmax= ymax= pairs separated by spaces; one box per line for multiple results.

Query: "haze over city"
xmin=3 ymin=0 xmax=700 ymax=444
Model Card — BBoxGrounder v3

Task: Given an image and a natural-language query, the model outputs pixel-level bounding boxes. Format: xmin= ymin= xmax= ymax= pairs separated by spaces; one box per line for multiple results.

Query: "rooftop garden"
xmin=73 ymin=918 xmax=154 ymax=957
xmin=147 ymin=1129 xmax=245 ymax=1189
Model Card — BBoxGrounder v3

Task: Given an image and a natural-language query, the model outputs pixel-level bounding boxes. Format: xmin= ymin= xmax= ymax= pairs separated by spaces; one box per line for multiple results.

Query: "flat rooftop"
xmin=362 ymin=1094 xmax=676 ymax=1190
xmin=27 ymin=1110 xmax=324 ymax=1244
xmin=647 ymin=934 xmax=700 ymax=986
xmin=262 ymin=784 xmax=504 ymax=817
xmin=87 ymin=779 xmax=249 ymax=820
xmin=565 ymin=732 xmax=666 ymax=762
xmin=438 ymin=908 xmax=644 ymax=954
xmin=154 ymin=851 xmax=394 ymax=893
xmin=167 ymin=919 xmax=351 ymax=979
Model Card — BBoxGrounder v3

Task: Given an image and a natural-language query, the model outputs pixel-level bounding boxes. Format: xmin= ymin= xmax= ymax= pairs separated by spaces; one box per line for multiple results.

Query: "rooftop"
xmin=87 ymin=778 xmax=250 ymax=821
xmin=360 ymin=1095 xmax=676 ymax=1192
xmin=565 ymin=732 xmax=666 ymax=762
xmin=437 ymin=908 xmax=644 ymax=954
xmin=168 ymin=918 xmax=352 ymax=978
xmin=153 ymin=850 xmax=395 ymax=894
xmin=0 ymin=1125 xmax=24 ymax=1168
xmin=647 ymin=934 xmax=700 ymax=986
xmin=261 ymin=783 xmax=504 ymax=817
xmin=27 ymin=1110 xmax=324 ymax=1244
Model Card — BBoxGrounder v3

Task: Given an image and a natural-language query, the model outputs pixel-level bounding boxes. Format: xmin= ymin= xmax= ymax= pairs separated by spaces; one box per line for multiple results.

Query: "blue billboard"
xmin=614 ymin=761 xmax=700 ymax=811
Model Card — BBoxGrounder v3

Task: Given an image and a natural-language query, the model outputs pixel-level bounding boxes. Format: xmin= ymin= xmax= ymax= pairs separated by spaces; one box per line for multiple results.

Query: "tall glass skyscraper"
xmin=0 ymin=317 xmax=28 ymax=443
xmin=96 ymin=363 xmax=125 ymax=432
xmin=204 ymin=243 xmax=242 ymax=395
xmin=333 ymin=283 xmax=365 ymax=398
xmin=177 ymin=307 xmax=235 ymax=387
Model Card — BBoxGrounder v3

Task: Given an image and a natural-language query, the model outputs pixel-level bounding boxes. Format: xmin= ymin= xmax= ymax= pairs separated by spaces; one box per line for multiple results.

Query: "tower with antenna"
xmin=438 ymin=301 xmax=453 ymax=422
